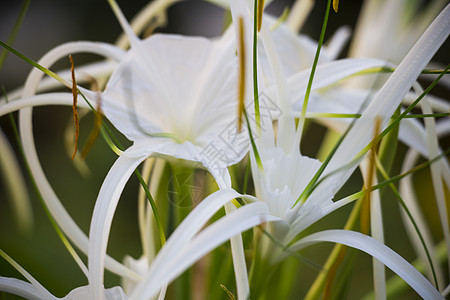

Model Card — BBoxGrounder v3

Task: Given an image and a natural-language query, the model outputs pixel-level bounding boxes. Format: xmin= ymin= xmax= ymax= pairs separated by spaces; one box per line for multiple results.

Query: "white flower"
xmin=229 ymin=1 xmax=449 ymax=298
xmin=100 ymin=32 xmax=245 ymax=186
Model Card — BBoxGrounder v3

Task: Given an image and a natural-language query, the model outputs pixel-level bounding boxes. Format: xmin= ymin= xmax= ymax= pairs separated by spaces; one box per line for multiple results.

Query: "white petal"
xmin=102 ymin=34 xmax=237 ymax=143
xmin=140 ymin=188 xmax=242 ymax=275
xmin=265 ymin=58 xmax=387 ymax=104
xmin=88 ymin=145 xmax=150 ymax=299
xmin=0 ymin=251 xmax=56 ymax=300
xmin=288 ymin=230 xmax=444 ymax=299
xmin=225 ymin=201 xmax=249 ymax=300
xmin=319 ymin=5 xmax=450 ymax=196
xmin=400 ymin=149 xmax=445 ymax=289
xmin=0 ymin=277 xmax=46 ymax=300
xmin=131 ymin=202 xmax=278 ymax=300
xmin=419 ymin=84 xmax=450 ymax=278
xmin=0 ymin=93 xmax=83 ymax=117
xmin=63 ymin=285 xmax=127 ymax=300
xmin=1 ymin=60 xmax=119 ymax=103
xmin=122 ymin=256 xmax=149 ymax=295
xmin=16 ymin=40 xmax=136 ymax=279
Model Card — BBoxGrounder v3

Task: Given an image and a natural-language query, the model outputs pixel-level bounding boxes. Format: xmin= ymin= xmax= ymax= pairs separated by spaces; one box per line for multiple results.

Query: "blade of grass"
xmin=0 ymin=41 xmax=69 ymax=88
xmin=295 ymin=0 xmax=332 ymax=149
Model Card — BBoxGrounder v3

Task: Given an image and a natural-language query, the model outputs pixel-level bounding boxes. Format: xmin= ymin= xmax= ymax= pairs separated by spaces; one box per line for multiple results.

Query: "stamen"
xmin=237 ymin=16 xmax=246 ymax=132
xmin=333 ymin=0 xmax=339 ymax=13
xmin=220 ymin=284 xmax=236 ymax=300
xmin=257 ymin=0 xmax=265 ymax=32
xmin=69 ymin=55 xmax=79 ymax=160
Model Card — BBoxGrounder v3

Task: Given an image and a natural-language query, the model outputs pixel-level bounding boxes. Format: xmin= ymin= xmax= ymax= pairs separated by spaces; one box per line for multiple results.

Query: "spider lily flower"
xmin=99 ymin=32 xmax=244 ymax=186
xmin=0 ymin=187 xmax=277 ymax=300
xmin=346 ymin=1 xmax=450 ymax=290
xmin=228 ymin=1 xmax=448 ymax=298
xmin=0 ymin=40 xmax=139 ymax=280
xmin=0 ymin=278 xmax=126 ymax=300
xmin=309 ymin=3 xmax=449 ymax=244
xmin=85 ymin=1 xmax=264 ymax=297
xmin=342 ymin=0 xmax=450 ymax=159
xmin=257 ymin=1 xmax=449 ymax=171
xmin=0 ymin=245 xmax=127 ymax=299
xmin=0 ymin=1 xmax=251 ymax=297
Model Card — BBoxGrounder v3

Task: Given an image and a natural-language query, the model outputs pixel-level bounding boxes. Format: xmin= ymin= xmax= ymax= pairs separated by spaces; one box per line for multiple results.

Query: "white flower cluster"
xmin=0 ymin=0 xmax=449 ymax=299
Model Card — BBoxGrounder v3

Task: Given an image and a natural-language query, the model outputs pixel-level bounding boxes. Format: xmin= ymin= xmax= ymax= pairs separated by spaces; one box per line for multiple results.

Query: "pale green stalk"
xmin=295 ymin=0 xmax=332 ymax=150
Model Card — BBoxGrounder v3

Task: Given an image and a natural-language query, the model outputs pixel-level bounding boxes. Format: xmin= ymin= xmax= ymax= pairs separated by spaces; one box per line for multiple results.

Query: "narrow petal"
xmin=265 ymin=58 xmax=387 ymax=104
xmin=0 ymin=250 xmax=57 ymax=300
xmin=288 ymin=230 xmax=444 ymax=299
xmin=2 ymin=60 xmax=119 ymax=102
xmin=0 ymin=93 xmax=85 ymax=117
xmin=63 ymin=285 xmax=127 ymax=300
xmin=225 ymin=201 xmax=249 ymax=300
xmin=88 ymin=145 xmax=150 ymax=299
xmin=400 ymin=149 xmax=445 ymax=289
xmin=318 ymin=5 xmax=450 ymax=196
xmin=137 ymin=188 xmax=243 ymax=277
xmin=419 ymin=84 xmax=450 ymax=278
xmin=131 ymin=202 xmax=278 ymax=300
xmin=0 ymin=277 xmax=44 ymax=300
xmin=16 ymin=40 xmax=136 ymax=279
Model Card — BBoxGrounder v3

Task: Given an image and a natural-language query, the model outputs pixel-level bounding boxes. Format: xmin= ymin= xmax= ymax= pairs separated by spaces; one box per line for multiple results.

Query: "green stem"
xmin=296 ymin=0 xmax=332 ymax=145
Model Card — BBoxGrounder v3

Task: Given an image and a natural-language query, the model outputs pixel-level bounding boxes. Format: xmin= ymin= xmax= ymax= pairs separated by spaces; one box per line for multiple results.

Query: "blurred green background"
xmin=0 ymin=0 xmax=448 ymax=299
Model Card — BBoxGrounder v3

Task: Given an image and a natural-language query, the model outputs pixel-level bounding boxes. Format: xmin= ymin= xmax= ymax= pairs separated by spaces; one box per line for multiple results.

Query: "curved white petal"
xmin=63 ymin=285 xmax=127 ymax=300
xmin=400 ymin=149 xmax=445 ymax=289
xmin=139 ymin=188 xmax=242 ymax=277
xmin=17 ymin=41 xmax=136 ymax=279
xmin=0 ymin=93 xmax=86 ymax=117
xmin=318 ymin=5 xmax=450 ymax=196
xmin=131 ymin=201 xmax=278 ymax=300
xmin=268 ymin=58 xmax=387 ymax=104
xmin=0 ymin=251 xmax=57 ymax=300
xmin=2 ymin=60 xmax=119 ymax=103
xmin=0 ymin=277 xmax=44 ymax=300
xmin=88 ymin=144 xmax=150 ymax=300
xmin=288 ymin=230 xmax=444 ymax=300
xmin=419 ymin=84 xmax=450 ymax=278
